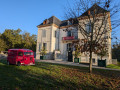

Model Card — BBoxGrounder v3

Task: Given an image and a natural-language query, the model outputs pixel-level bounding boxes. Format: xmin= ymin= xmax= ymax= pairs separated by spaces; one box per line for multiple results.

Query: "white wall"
xmin=36 ymin=26 xmax=53 ymax=59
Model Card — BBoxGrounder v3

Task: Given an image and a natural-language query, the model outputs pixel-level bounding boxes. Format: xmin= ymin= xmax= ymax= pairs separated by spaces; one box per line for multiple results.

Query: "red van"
xmin=7 ymin=49 xmax=35 ymax=66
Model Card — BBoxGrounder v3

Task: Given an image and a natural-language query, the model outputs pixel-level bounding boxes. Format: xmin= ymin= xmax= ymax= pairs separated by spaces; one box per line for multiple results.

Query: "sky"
xmin=0 ymin=0 xmax=120 ymax=43
xmin=0 ymin=0 xmax=72 ymax=35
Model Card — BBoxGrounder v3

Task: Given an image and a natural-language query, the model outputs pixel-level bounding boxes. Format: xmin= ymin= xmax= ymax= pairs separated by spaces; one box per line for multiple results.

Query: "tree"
xmin=1 ymin=29 xmax=22 ymax=50
xmin=73 ymin=43 xmax=81 ymax=58
xmin=97 ymin=48 xmax=108 ymax=60
xmin=112 ymin=42 xmax=120 ymax=62
xmin=0 ymin=38 xmax=7 ymax=52
xmin=64 ymin=0 xmax=120 ymax=73
xmin=22 ymin=32 xmax=37 ymax=52
xmin=0 ymin=29 xmax=37 ymax=52
xmin=39 ymin=47 xmax=47 ymax=56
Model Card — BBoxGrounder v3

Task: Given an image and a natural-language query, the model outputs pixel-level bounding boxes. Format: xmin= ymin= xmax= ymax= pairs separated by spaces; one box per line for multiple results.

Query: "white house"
xmin=36 ymin=4 xmax=112 ymax=65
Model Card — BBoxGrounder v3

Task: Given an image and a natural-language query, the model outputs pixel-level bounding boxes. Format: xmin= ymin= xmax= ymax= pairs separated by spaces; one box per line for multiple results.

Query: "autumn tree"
xmin=64 ymin=0 xmax=120 ymax=73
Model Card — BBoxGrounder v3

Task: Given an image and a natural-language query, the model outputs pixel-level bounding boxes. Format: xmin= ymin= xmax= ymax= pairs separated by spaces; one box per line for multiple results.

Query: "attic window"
xmin=91 ymin=11 xmax=94 ymax=15
xmin=94 ymin=9 xmax=97 ymax=14
xmin=88 ymin=10 xmax=96 ymax=15
xmin=67 ymin=20 xmax=72 ymax=25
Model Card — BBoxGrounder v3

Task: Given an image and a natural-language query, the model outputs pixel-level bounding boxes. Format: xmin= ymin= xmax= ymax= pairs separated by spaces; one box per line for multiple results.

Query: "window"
xmin=8 ymin=51 xmax=17 ymax=56
xmin=67 ymin=31 xmax=71 ymax=37
xmin=104 ymin=36 xmax=108 ymax=39
xmin=91 ymin=11 xmax=94 ymax=15
xmin=94 ymin=9 xmax=97 ymax=14
xmin=43 ymin=43 xmax=47 ymax=50
xmin=67 ymin=43 xmax=72 ymax=51
xmin=86 ymin=22 xmax=91 ymax=33
xmin=67 ymin=20 xmax=72 ymax=25
xmin=18 ymin=52 xmax=23 ymax=56
xmin=88 ymin=10 xmax=96 ymax=15
xmin=92 ymin=58 xmax=95 ymax=63
xmin=42 ymin=30 xmax=46 ymax=37
xmin=24 ymin=52 xmax=33 ymax=55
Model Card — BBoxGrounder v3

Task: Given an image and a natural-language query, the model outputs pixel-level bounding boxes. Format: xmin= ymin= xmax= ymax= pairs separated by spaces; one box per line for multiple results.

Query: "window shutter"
xmin=39 ymin=43 xmax=41 ymax=52
xmin=55 ymin=31 xmax=57 ymax=37
xmin=42 ymin=30 xmax=46 ymax=37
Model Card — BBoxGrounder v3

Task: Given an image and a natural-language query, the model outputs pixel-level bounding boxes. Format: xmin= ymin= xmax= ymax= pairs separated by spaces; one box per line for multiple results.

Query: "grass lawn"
xmin=107 ymin=63 xmax=120 ymax=69
xmin=0 ymin=59 xmax=120 ymax=90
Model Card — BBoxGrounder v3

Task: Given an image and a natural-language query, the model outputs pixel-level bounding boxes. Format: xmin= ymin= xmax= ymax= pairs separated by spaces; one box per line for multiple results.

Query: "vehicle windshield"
xmin=24 ymin=52 xmax=33 ymax=55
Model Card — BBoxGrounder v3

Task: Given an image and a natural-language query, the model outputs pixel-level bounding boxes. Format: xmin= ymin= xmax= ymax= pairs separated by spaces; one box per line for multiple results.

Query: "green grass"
xmin=118 ymin=62 xmax=120 ymax=66
xmin=0 ymin=59 xmax=120 ymax=90
xmin=107 ymin=64 xmax=120 ymax=69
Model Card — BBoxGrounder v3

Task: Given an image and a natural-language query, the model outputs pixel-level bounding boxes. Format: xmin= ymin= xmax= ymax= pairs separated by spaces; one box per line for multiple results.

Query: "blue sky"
xmin=0 ymin=0 xmax=71 ymax=35
xmin=0 ymin=0 xmax=120 ymax=43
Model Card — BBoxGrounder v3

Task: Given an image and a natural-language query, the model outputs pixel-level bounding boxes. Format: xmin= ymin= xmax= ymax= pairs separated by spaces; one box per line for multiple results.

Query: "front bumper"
xmin=21 ymin=62 xmax=35 ymax=66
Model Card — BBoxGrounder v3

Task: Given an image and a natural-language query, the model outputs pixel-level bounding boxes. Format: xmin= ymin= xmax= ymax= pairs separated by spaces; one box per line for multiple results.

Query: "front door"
xmin=68 ymin=51 xmax=73 ymax=62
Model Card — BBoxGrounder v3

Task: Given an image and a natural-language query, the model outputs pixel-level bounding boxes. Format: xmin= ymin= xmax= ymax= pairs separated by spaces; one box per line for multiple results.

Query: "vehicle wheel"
xmin=17 ymin=62 xmax=21 ymax=66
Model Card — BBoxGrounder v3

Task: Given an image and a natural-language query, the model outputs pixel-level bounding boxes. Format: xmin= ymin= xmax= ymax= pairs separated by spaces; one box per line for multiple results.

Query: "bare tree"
xmin=64 ymin=0 xmax=120 ymax=73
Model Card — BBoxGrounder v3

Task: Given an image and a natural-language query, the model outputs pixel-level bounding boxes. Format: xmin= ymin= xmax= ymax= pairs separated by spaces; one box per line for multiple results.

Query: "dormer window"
xmin=91 ymin=11 xmax=94 ymax=15
xmin=67 ymin=20 xmax=72 ymax=25
xmin=88 ymin=10 xmax=96 ymax=15
xmin=94 ymin=9 xmax=97 ymax=14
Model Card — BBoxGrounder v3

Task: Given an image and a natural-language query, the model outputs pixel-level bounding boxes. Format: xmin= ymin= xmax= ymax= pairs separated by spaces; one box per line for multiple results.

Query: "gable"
xmin=80 ymin=4 xmax=108 ymax=17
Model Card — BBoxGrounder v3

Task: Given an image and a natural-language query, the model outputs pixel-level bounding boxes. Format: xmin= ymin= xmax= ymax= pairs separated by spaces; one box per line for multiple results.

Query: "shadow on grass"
xmin=34 ymin=62 xmax=120 ymax=79
xmin=34 ymin=62 xmax=90 ymax=72
xmin=0 ymin=60 xmax=101 ymax=89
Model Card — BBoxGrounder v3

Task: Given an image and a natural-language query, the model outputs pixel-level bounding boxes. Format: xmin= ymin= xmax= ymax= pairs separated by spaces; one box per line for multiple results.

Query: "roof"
xmin=60 ymin=19 xmax=78 ymax=27
xmin=8 ymin=49 xmax=32 ymax=52
xmin=60 ymin=20 xmax=68 ymax=26
xmin=38 ymin=4 xmax=108 ymax=27
xmin=80 ymin=4 xmax=108 ymax=17
xmin=38 ymin=16 xmax=61 ymax=26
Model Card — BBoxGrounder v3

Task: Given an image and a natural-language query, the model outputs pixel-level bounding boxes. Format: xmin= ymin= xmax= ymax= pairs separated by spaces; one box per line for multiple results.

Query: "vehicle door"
xmin=12 ymin=50 xmax=18 ymax=64
xmin=24 ymin=52 xmax=34 ymax=64
xmin=17 ymin=51 xmax=24 ymax=62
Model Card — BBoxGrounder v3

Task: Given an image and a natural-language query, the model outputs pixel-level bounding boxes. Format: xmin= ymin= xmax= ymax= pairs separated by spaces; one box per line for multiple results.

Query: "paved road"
xmin=35 ymin=59 xmax=120 ymax=71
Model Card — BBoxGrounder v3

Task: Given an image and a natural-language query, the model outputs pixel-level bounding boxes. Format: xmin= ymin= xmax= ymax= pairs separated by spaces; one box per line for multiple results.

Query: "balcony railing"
xmin=62 ymin=36 xmax=78 ymax=40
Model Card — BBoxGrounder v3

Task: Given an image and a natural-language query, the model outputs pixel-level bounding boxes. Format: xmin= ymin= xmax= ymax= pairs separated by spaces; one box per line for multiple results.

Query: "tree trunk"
xmin=89 ymin=24 xmax=93 ymax=73
xmin=89 ymin=49 xmax=92 ymax=73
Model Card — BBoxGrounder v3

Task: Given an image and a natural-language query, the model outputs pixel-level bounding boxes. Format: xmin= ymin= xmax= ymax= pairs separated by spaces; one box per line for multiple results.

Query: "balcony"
xmin=62 ymin=36 xmax=78 ymax=43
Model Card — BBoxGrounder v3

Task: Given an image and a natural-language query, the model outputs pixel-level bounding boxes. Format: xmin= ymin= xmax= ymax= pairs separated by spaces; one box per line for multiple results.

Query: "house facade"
xmin=36 ymin=4 xmax=112 ymax=65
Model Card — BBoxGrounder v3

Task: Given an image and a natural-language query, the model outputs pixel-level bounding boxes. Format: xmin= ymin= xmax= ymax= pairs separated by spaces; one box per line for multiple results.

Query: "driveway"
xmin=35 ymin=59 xmax=120 ymax=71
xmin=0 ymin=54 xmax=7 ymax=60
